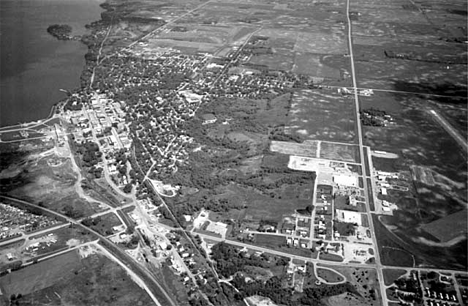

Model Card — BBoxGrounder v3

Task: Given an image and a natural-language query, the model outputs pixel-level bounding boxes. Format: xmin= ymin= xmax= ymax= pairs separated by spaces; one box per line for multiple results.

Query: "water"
xmin=0 ymin=0 xmax=103 ymax=126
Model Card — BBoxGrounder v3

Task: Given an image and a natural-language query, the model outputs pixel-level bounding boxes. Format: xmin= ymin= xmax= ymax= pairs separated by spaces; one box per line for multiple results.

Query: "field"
xmin=270 ymin=140 xmax=318 ymax=158
xmin=420 ymin=209 xmax=468 ymax=243
xmin=320 ymin=142 xmax=360 ymax=163
xmin=255 ymin=233 xmax=286 ymax=247
xmin=4 ymin=150 xmax=106 ymax=218
xmin=0 ymin=250 xmax=82 ymax=296
xmin=316 ymin=267 xmax=345 ymax=283
xmin=383 ymin=269 xmax=407 ymax=286
xmin=251 ymin=234 xmax=313 ymax=258
xmin=320 ymin=265 xmax=382 ymax=306
xmin=215 ymin=182 xmax=313 ymax=222
xmin=319 ymin=253 xmax=343 ymax=262
xmin=0 ymin=248 xmax=154 ymax=305
xmin=82 ymin=212 xmax=123 ymax=236
xmin=0 ymin=226 xmax=92 ymax=267
xmin=352 ymin=0 xmax=467 ymax=272
xmin=373 ymin=214 xmax=467 ymax=269
xmin=285 ymin=89 xmax=357 ymax=143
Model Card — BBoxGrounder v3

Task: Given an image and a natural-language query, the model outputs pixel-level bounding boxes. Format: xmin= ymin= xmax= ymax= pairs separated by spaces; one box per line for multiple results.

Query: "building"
xmin=335 ymin=209 xmax=362 ymax=225
xmin=201 ymin=114 xmax=217 ymax=125
xmin=333 ymin=175 xmax=358 ymax=187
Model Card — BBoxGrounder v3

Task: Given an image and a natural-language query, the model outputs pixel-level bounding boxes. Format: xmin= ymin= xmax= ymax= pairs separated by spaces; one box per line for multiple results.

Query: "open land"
xmin=0 ymin=0 xmax=466 ymax=305
xmin=0 ymin=248 xmax=154 ymax=305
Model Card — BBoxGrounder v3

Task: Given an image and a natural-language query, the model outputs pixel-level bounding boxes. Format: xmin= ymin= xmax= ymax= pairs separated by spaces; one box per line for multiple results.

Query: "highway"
xmin=428 ymin=109 xmax=468 ymax=153
xmin=344 ymin=0 xmax=388 ymax=305
xmin=0 ymin=195 xmax=177 ymax=306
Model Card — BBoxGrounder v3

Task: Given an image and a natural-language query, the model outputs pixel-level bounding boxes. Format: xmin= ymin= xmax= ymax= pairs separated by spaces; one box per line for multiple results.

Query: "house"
xmin=201 ymin=114 xmax=217 ymax=125
xmin=282 ymin=222 xmax=295 ymax=235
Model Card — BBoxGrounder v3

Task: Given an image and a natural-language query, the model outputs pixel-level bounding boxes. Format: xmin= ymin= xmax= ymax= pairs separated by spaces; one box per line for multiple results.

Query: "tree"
xmin=123 ymin=183 xmax=133 ymax=194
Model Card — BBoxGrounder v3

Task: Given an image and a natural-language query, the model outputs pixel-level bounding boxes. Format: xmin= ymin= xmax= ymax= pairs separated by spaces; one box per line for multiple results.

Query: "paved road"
xmin=344 ymin=0 xmax=388 ymax=304
xmin=428 ymin=109 xmax=468 ymax=152
xmin=0 ymin=223 xmax=70 ymax=247
xmin=125 ymin=0 xmax=214 ymax=50
xmin=0 ymin=195 xmax=176 ymax=306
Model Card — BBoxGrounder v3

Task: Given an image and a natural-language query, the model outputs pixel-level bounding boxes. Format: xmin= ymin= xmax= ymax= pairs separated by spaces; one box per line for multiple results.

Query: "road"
xmin=0 ymin=195 xmax=176 ymax=306
xmin=0 ymin=223 xmax=70 ymax=247
xmin=344 ymin=0 xmax=388 ymax=304
xmin=125 ymin=0 xmax=214 ymax=50
xmin=428 ymin=109 xmax=468 ymax=152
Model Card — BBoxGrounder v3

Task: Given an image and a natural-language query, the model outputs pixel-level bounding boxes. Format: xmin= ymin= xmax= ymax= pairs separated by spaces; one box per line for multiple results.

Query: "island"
xmin=1 ymin=0 xmax=467 ymax=305
xmin=46 ymin=24 xmax=74 ymax=40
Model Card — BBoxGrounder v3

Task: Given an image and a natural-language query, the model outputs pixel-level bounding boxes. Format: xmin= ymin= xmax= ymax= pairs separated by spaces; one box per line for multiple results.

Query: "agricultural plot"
xmin=270 ymin=140 xmax=319 ymax=158
xmin=0 ymin=249 xmax=154 ymax=305
xmin=248 ymin=51 xmax=295 ymax=72
xmin=373 ymin=214 xmax=467 ymax=270
xmin=285 ymin=89 xmax=357 ymax=143
xmin=420 ymin=210 xmax=468 ymax=243
xmin=355 ymin=60 xmax=467 ymax=96
xmin=218 ymin=183 xmax=313 ymax=222
xmin=292 ymin=53 xmax=342 ymax=79
xmin=319 ymin=142 xmax=360 ymax=163
xmin=364 ymin=94 xmax=467 ymax=270
xmin=294 ymin=31 xmax=348 ymax=55
xmin=0 ymin=250 xmax=82 ymax=297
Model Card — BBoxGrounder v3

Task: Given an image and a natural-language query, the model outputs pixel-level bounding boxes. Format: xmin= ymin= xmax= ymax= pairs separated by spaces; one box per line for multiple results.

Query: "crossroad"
xmin=0 ymin=195 xmax=177 ymax=306
xmin=344 ymin=0 xmax=388 ymax=304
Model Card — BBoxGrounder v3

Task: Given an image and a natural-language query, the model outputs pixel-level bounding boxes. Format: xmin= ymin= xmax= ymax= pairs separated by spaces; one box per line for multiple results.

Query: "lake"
xmin=0 ymin=0 xmax=103 ymax=126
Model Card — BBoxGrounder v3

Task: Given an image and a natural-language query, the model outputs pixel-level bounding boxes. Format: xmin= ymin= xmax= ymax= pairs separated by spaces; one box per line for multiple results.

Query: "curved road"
xmin=0 ymin=195 xmax=176 ymax=306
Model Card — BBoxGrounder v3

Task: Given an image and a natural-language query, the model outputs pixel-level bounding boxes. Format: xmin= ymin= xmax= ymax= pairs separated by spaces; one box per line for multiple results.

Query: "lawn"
xmin=255 ymin=234 xmax=286 ymax=248
xmin=317 ymin=267 xmax=345 ymax=283
xmin=319 ymin=253 xmax=343 ymax=262
xmin=383 ymin=269 xmax=407 ymax=286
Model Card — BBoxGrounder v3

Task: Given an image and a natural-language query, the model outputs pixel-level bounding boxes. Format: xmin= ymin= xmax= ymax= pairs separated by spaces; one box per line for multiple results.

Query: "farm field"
xmin=373 ymin=214 xmax=467 ymax=269
xmin=285 ymin=89 xmax=357 ymax=143
xmin=0 ymin=248 xmax=154 ymax=305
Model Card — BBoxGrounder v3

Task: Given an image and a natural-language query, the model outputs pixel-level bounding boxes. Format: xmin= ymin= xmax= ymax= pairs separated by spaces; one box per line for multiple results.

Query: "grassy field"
xmin=83 ymin=212 xmax=122 ymax=236
xmin=320 ymin=142 xmax=360 ymax=163
xmin=0 ymin=250 xmax=82 ymax=296
xmin=1 ymin=250 xmax=155 ymax=305
xmin=420 ymin=209 xmax=468 ymax=243
xmin=255 ymin=234 xmax=286 ymax=247
xmin=6 ymin=156 xmax=105 ymax=218
xmin=219 ymin=183 xmax=312 ymax=222
xmin=382 ymin=269 xmax=407 ymax=286
xmin=292 ymin=53 xmax=341 ymax=79
xmin=319 ymin=253 xmax=343 ymax=262
xmin=317 ymin=267 xmax=345 ymax=283
xmin=285 ymin=89 xmax=357 ymax=143
xmin=320 ymin=265 xmax=382 ymax=306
